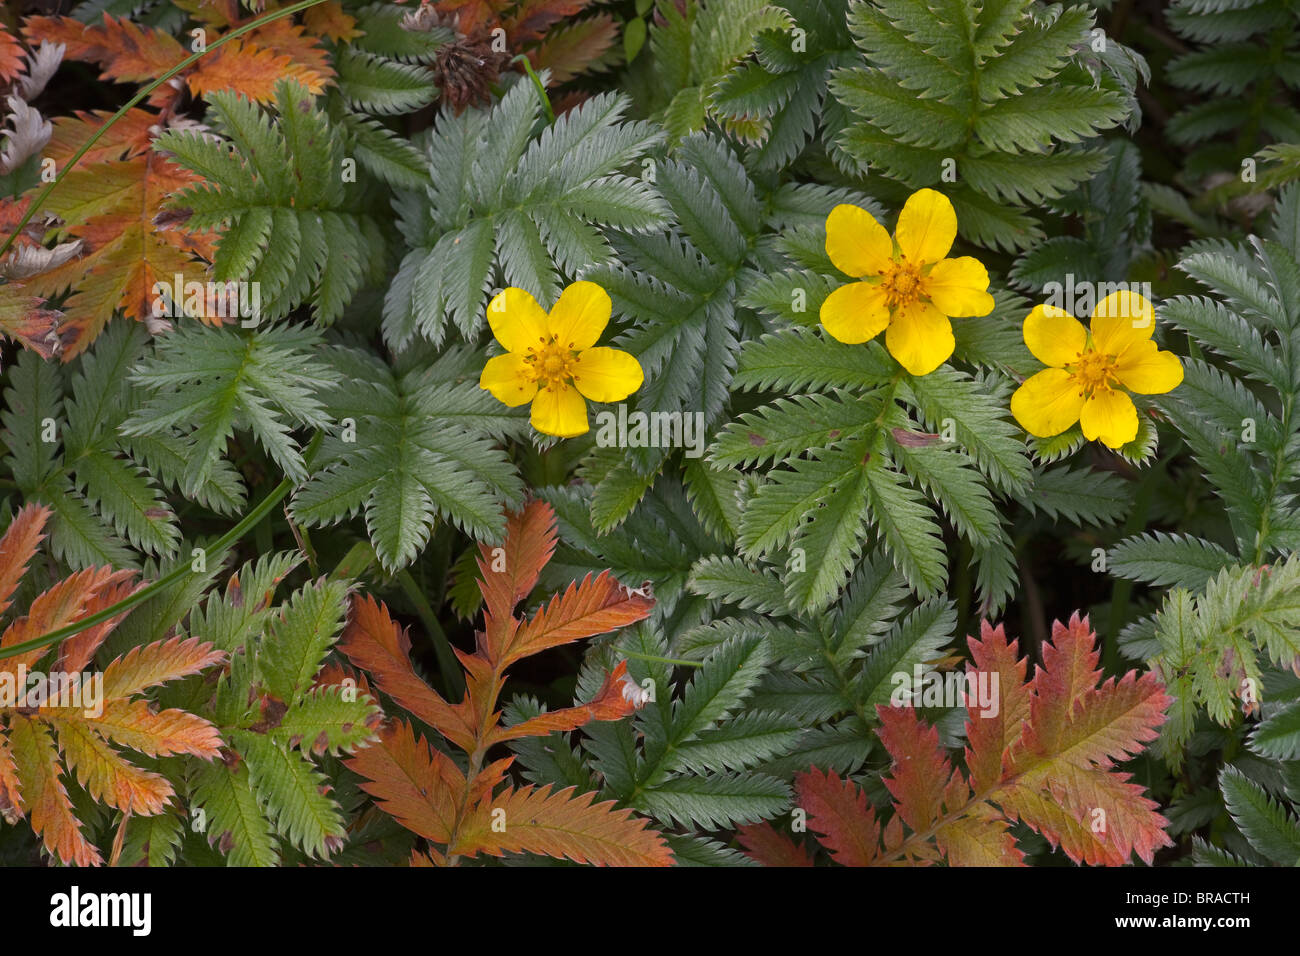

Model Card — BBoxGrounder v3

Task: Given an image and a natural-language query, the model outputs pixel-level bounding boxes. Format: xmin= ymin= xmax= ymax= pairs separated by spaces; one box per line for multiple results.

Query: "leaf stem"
xmin=617 ymin=647 xmax=703 ymax=668
xmin=510 ymin=54 xmax=555 ymax=125
xmin=0 ymin=433 xmax=322 ymax=662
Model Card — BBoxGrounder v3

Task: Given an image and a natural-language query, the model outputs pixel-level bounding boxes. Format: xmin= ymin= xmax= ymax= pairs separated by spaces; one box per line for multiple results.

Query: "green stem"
xmin=0 ymin=0 xmax=330 ymax=262
xmin=0 ymin=432 xmax=323 ymax=662
xmin=617 ymin=648 xmax=702 ymax=668
xmin=0 ymin=471 xmax=298 ymax=662
xmin=395 ymin=569 xmax=465 ymax=699
xmin=511 ymin=54 xmax=555 ymax=125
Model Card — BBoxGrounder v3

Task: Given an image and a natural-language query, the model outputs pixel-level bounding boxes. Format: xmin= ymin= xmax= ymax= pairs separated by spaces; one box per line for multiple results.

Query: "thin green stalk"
xmin=617 ymin=648 xmax=702 ymax=668
xmin=0 ymin=0 xmax=330 ymax=262
xmin=511 ymin=54 xmax=555 ymax=125
xmin=0 ymin=471 xmax=298 ymax=662
xmin=395 ymin=568 xmax=466 ymax=699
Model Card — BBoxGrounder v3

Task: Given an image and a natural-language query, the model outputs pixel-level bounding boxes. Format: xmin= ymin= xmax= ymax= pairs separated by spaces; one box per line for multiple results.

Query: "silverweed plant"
xmin=0 ymin=0 xmax=1298 ymax=873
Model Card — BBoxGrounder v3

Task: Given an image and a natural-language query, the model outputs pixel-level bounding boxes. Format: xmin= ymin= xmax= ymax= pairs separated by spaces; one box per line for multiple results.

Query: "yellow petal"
xmin=572 ymin=347 xmax=644 ymax=402
xmin=479 ymin=352 xmax=538 ymax=407
xmin=895 ymin=188 xmax=957 ymax=265
xmin=530 ymin=382 xmax=588 ymax=438
xmin=546 ymin=280 xmax=611 ymax=351
xmin=820 ymin=281 xmax=891 ymax=344
xmin=486 ymin=287 xmax=549 ymax=353
xmin=1114 ymin=339 xmax=1184 ymax=395
xmin=1010 ymin=368 xmax=1086 ymax=438
xmin=825 ymin=204 xmax=893 ymax=278
xmin=1079 ymin=387 xmax=1139 ymax=448
xmin=1090 ymin=290 xmax=1155 ymax=358
xmin=1023 ymin=304 xmax=1087 ymax=368
xmin=885 ymin=299 xmax=954 ymax=376
xmin=924 ymin=256 xmax=994 ymax=317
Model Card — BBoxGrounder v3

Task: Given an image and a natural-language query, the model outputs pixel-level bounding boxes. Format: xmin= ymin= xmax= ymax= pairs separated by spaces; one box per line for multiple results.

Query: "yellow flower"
xmin=819 ymin=189 xmax=995 ymax=376
xmin=479 ymin=281 xmax=644 ymax=438
xmin=1010 ymin=291 xmax=1183 ymax=449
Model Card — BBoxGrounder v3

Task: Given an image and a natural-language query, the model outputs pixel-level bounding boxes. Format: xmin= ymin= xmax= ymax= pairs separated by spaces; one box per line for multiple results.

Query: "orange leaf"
xmin=506 ymin=570 xmax=653 ymax=665
xmin=55 ymin=718 xmax=172 ymax=815
xmin=344 ymin=501 xmax=660 ymax=865
xmin=338 ymin=595 xmax=476 ymax=753
xmin=44 ymin=109 xmax=156 ymax=167
xmin=6 ymin=716 xmax=102 ymax=866
xmin=100 ymin=635 xmax=226 ymax=699
xmin=25 ymin=14 xmax=333 ymax=106
xmin=0 ymin=22 xmax=23 ymax=82
xmin=451 ymin=784 xmax=673 ymax=866
xmin=22 ymin=146 xmax=214 ymax=354
xmin=188 ymin=22 xmax=332 ymax=102
xmin=91 ymin=699 xmax=223 ymax=758
xmin=0 ymin=565 xmax=126 ymax=672
xmin=303 ymin=1 xmax=363 ymax=42
xmin=24 ymin=15 xmax=186 ymax=108
xmin=0 ymin=290 xmax=69 ymax=359
xmin=963 ymin=621 xmax=1029 ymax=792
xmin=0 ymin=525 xmax=223 ymax=865
xmin=55 ymin=573 xmax=141 ymax=674
xmin=0 ymin=725 xmax=21 ymax=824
xmin=790 ymin=614 xmax=1170 ymax=867
xmin=344 ymin=720 xmax=463 ymax=844
xmin=0 ymin=504 xmax=49 ymax=617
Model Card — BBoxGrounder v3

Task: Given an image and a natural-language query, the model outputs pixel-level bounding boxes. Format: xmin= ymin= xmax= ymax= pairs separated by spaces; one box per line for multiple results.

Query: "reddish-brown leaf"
xmin=476 ymin=498 xmax=555 ymax=623
xmin=736 ymin=822 xmax=815 ymax=867
xmin=337 ymin=595 xmax=476 ymax=753
xmin=789 ymin=615 xmax=1170 ymax=867
xmin=489 ymin=659 xmax=643 ymax=744
xmin=528 ymin=15 xmax=617 ymax=85
xmin=795 ymin=767 xmax=880 ymax=866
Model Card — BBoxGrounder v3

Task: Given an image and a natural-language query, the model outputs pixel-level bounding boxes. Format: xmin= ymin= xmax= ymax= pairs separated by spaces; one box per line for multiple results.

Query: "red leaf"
xmin=795 ymin=767 xmax=879 ymax=866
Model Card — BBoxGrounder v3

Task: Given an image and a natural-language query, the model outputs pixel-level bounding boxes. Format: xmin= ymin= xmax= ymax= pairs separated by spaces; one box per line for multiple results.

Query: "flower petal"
xmin=547 ymin=280 xmax=611 ymax=351
xmin=825 ymin=203 xmax=893 ymax=278
xmin=820 ymin=281 xmax=891 ymax=344
xmin=1010 ymin=368 xmax=1085 ymax=439
xmin=486 ymin=287 xmax=549 ymax=353
xmin=1023 ymin=304 xmax=1087 ymax=368
xmin=1079 ymin=387 xmax=1139 ymax=448
xmin=530 ymin=382 xmax=589 ymax=438
xmin=895 ymin=188 xmax=957 ymax=265
xmin=1090 ymin=290 xmax=1155 ymax=357
xmin=572 ymin=347 xmax=644 ymax=403
xmin=885 ymin=299 xmax=954 ymax=376
xmin=479 ymin=352 xmax=538 ymax=407
xmin=1114 ymin=339 xmax=1184 ymax=395
xmin=925 ymin=256 xmax=994 ymax=317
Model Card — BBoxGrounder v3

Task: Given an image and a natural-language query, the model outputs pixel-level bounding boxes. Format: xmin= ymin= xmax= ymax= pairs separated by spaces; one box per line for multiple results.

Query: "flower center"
xmin=880 ymin=260 xmax=924 ymax=307
xmin=1068 ymin=348 xmax=1119 ymax=396
xmin=524 ymin=336 xmax=578 ymax=389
